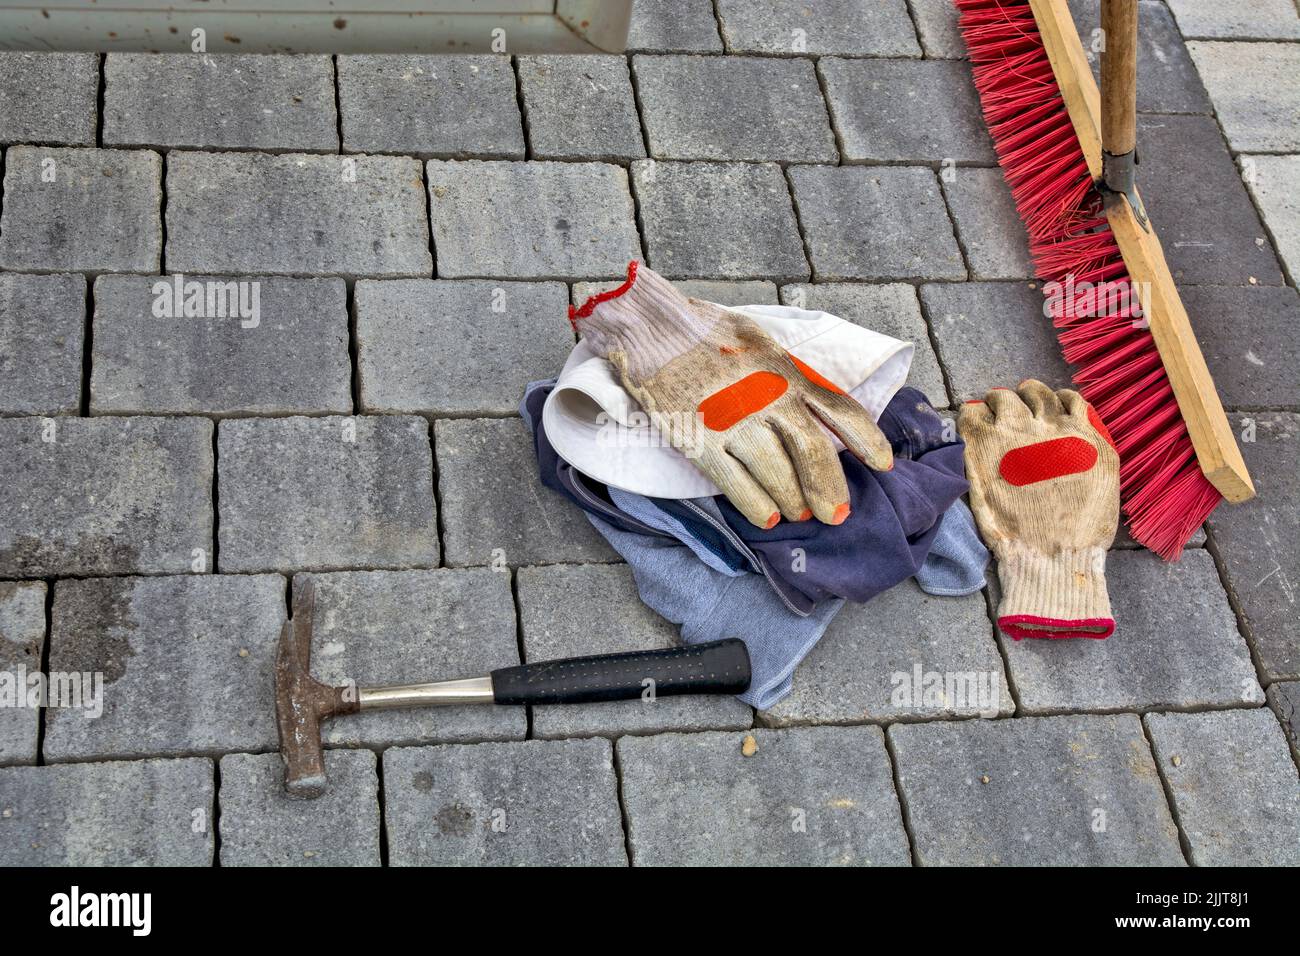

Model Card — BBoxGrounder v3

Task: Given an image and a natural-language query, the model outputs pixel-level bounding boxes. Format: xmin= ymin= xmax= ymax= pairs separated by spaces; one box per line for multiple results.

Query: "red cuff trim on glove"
xmin=569 ymin=260 xmax=639 ymax=328
xmin=998 ymin=614 xmax=1115 ymax=641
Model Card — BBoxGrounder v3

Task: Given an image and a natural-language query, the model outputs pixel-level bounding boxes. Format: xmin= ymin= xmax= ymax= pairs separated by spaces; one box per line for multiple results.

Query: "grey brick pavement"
xmin=337 ymin=55 xmax=524 ymax=160
xmin=758 ymin=582 xmax=1012 ymax=726
xmin=942 ymin=167 xmax=1036 ymax=281
xmin=716 ymin=0 xmax=921 ymax=56
xmin=43 ymin=574 xmax=284 ymax=761
xmin=619 ymin=726 xmax=912 ymax=866
xmin=0 ymin=273 xmax=85 ymax=415
xmin=0 ymin=416 xmax=212 ymax=577
xmin=1 ymin=0 xmax=1298 ymax=867
xmin=632 ymin=159 xmax=808 ymax=280
xmin=0 ymin=757 xmax=214 ymax=866
xmin=91 ymin=274 xmax=353 ymax=416
xmin=1243 ymin=153 xmax=1300 ymax=282
xmin=908 ymin=0 xmax=966 ymax=58
xmin=104 ymin=54 xmax=338 ymax=153
xmin=921 ymin=281 xmax=1074 ymax=400
xmin=1184 ymin=284 xmax=1300 ymax=409
xmin=0 ymin=147 xmax=162 ymax=274
xmin=1269 ymin=681 xmax=1300 ymax=762
xmin=1146 ymin=708 xmax=1300 ymax=866
xmin=0 ymin=582 xmax=45 ymax=767
xmin=1188 ymin=41 xmax=1300 ymax=152
xmin=427 ymin=160 xmax=641 ymax=279
xmin=355 ymin=279 xmax=573 ymax=416
xmin=1167 ymin=0 xmax=1300 ymax=40
xmin=890 ymin=714 xmax=1186 ymax=866
xmin=634 ymin=54 xmax=837 ymax=163
xmin=517 ymin=55 xmax=645 ymax=163
xmin=819 ymin=58 xmax=995 ymax=164
xmin=790 ymin=165 xmax=966 ymax=281
xmin=0 ymin=53 xmax=98 ymax=146
xmin=217 ymin=415 xmax=439 ymax=572
xmin=166 ymin=151 xmax=431 ymax=278
xmin=1137 ymin=114 xmax=1284 ymax=286
xmin=383 ymin=738 xmax=626 ymax=866
xmin=627 ymin=0 xmax=722 ymax=53
xmin=218 ymin=749 xmax=381 ymax=867
xmin=435 ymin=417 xmax=617 ymax=567
xmin=1208 ymin=414 xmax=1300 ymax=681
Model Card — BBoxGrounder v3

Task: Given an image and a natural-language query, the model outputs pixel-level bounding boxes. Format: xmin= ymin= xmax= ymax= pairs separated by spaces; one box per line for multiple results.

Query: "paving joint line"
xmin=211 ymin=758 xmax=223 ymax=867
xmin=33 ymin=577 xmax=55 ymax=767
xmin=1139 ymin=715 xmax=1195 ymax=866
xmin=881 ymin=727 xmax=921 ymax=866
xmin=610 ymin=740 xmax=636 ymax=866
xmin=427 ymin=418 xmax=448 ymax=569
xmin=1201 ymin=523 xmax=1273 ymax=688
xmin=508 ymin=567 xmax=534 ymax=740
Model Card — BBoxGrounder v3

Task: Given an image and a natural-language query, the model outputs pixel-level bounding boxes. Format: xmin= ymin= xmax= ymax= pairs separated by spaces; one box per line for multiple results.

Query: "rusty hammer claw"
xmin=274 ymin=581 xmax=359 ymax=798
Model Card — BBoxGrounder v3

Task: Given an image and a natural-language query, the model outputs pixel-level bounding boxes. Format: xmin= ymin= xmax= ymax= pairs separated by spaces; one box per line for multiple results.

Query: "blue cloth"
xmin=522 ymin=380 xmax=988 ymax=607
xmin=588 ymin=514 xmax=844 ymax=709
xmin=608 ymin=486 xmax=751 ymax=578
xmin=915 ymin=501 xmax=987 ymax=597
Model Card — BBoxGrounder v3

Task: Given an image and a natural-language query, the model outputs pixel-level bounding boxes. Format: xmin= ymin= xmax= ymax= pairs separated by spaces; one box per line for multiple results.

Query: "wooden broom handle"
xmin=1100 ymin=0 xmax=1138 ymax=156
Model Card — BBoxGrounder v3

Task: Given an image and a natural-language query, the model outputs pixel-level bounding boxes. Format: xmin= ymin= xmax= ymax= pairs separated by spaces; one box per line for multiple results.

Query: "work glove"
xmin=958 ymin=380 xmax=1119 ymax=639
xmin=570 ymin=262 xmax=894 ymax=528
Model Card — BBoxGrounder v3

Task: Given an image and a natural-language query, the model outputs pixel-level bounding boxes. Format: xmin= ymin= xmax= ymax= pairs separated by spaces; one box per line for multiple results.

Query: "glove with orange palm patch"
xmin=570 ymin=261 xmax=894 ymax=528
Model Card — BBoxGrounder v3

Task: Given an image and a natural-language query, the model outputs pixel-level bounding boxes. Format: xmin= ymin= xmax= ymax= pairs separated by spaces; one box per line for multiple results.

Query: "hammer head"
xmin=275 ymin=580 xmax=359 ymax=799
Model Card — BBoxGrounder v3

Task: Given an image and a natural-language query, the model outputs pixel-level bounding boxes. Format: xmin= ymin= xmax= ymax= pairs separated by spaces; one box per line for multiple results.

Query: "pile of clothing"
xmin=521 ymin=262 xmax=990 ymax=709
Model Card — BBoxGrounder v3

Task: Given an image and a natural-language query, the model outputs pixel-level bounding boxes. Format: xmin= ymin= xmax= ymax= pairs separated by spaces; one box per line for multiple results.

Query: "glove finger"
xmin=726 ymin=422 xmax=811 ymax=522
xmin=958 ymin=399 xmax=994 ymax=440
xmin=802 ymin=390 xmax=894 ymax=472
xmin=984 ymin=386 xmax=1031 ymax=423
xmin=768 ymin=406 xmax=853 ymax=526
xmin=1059 ymin=388 xmax=1119 ymax=452
xmin=696 ymin=445 xmax=783 ymax=530
xmin=1017 ymin=379 xmax=1065 ymax=418
xmin=1057 ymin=387 xmax=1091 ymax=423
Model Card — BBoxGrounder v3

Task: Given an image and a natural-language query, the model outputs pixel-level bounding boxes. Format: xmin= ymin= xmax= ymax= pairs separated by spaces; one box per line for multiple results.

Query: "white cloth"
xmin=542 ymin=302 xmax=914 ymax=498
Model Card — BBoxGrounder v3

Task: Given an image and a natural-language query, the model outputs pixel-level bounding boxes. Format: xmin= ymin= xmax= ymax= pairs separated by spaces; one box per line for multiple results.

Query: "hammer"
xmin=275 ymin=580 xmax=752 ymax=797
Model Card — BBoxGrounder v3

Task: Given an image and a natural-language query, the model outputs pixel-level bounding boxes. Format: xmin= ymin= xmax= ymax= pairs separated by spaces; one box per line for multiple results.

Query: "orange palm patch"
xmin=698 ymin=371 xmax=789 ymax=432
xmin=787 ymin=354 xmax=846 ymax=395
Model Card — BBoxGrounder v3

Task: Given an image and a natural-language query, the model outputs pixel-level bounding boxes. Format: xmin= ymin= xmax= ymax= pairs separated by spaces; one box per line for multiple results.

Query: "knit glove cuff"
xmin=570 ymin=261 xmax=716 ymax=382
xmin=995 ymin=542 xmax=1114 ymax=640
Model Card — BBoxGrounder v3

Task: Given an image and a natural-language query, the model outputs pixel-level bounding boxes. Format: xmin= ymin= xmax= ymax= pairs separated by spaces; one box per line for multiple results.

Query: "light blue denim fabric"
xmin=913 ymin=500 xmax=988 ymax=597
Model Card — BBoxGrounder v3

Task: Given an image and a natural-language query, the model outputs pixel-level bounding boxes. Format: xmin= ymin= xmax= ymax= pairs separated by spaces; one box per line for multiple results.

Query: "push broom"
xmin=954 ymin=0 xmax=1255 ymax=558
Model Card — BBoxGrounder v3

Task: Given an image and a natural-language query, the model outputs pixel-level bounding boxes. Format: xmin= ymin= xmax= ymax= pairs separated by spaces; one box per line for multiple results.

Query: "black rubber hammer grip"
xmin=490 ymin=638 xmax=751 ymax=705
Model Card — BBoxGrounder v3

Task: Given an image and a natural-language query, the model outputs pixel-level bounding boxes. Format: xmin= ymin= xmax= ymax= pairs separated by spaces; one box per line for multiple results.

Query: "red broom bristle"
xmin=955 ymin=0 xmax=1221 ymax=559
